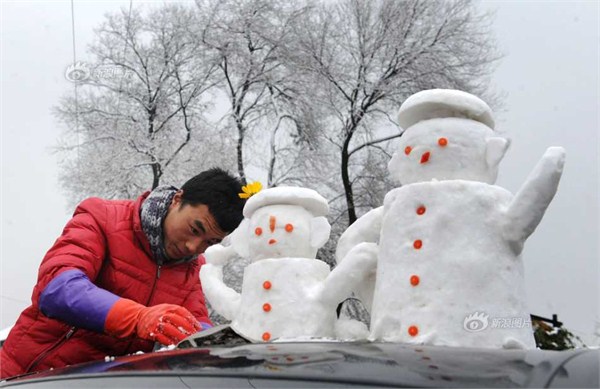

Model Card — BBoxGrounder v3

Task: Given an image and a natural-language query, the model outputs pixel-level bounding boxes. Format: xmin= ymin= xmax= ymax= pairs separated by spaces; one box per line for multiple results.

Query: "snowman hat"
xmin=243 ymin=186 xmax=329 ymax=218
xmin=398 ymin=89 xmax=495 ymax=130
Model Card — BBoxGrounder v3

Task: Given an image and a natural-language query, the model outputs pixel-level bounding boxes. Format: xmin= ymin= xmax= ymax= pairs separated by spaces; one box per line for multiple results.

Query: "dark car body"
xmin=2 ymin=338 xmax=598 ymax=388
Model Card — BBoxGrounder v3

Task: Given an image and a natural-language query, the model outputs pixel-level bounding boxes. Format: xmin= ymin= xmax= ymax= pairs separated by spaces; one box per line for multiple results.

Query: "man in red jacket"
xmin=1 ymin=168 xmax=246 ymax=378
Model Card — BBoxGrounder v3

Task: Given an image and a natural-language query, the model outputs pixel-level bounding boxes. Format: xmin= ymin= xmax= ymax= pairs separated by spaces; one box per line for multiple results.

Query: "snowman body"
xmin=337 ymin=89 xmax=564 ymax=349
xmin=232 ymin=258 xmax=336 ymax=342
xmin=201 ymin=187 xmax=376 ymax=342
xmin=370 ymin=180 xmax=534 ymax=348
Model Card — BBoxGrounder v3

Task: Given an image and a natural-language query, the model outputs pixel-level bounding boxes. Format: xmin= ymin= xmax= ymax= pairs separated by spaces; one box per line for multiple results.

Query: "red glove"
xmin=105 ymin=299 xmax=202 ymax=345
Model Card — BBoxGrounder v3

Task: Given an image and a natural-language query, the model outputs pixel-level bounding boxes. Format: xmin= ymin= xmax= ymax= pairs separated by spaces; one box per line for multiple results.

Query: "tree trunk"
xmin=151 ymin=162 xmax=161 ymax=189
xmin=341 ymin=133 xmax=356 ymax=224
xmin=236 ymin=126 xmax=246 ymax=185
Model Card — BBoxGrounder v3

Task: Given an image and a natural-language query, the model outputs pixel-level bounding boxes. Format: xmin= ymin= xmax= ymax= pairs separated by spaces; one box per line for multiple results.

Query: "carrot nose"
xmin=268 ymin=239 xmax=277 ymax=245
xmin=420 ymin=151 xmax=430 ymax=164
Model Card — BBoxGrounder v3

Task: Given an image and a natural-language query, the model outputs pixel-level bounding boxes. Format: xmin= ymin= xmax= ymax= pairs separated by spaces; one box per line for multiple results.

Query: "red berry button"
xmin=410 ymin=275 xmax=420 ymax=286
xmin=408 ymin=326 xmax=419 ymax=337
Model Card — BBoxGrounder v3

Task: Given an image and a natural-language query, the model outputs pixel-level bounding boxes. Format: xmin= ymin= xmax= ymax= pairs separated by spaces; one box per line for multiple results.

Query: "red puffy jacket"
xmin=1 ymin=193 xmax=210 ymax=378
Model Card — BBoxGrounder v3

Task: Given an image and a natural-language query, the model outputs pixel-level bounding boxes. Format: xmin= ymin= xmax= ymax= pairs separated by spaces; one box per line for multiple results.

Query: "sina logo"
xmin=65 ymin=62 xmax=91 ymax=83
xmin=463 ymin=312 xmax=489 ymax=332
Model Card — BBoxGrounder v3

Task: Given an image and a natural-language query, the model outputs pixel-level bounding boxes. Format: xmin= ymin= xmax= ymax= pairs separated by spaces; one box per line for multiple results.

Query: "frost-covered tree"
xmin=55 ymin=4 xmax=234 ymax=206
xmin=284 ymin=0 xmax=501 ymax=224
xmin=194 ymin=0 xmax=320 ymax=185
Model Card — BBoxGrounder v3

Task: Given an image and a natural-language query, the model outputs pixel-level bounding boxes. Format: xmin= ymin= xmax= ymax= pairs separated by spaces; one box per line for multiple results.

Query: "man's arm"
xmin=33 ymin=198 xmax=199 ymax=345
xmin=32 ymin=198 xmax=109 ymax=317
xmin=39 ymin=268 xmax=201 ymax=345
xmin=32 ymin=198 xmax=108 ymax=308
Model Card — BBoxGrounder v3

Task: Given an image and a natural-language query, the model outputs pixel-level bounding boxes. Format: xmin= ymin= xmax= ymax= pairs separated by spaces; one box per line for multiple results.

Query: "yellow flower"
xmin=239 ymin=181 xmax=262 ymax=199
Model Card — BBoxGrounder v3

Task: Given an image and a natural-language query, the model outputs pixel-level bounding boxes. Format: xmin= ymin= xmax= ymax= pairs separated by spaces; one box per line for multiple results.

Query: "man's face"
xmin=162 ymin=191 xmax=226 ymax=260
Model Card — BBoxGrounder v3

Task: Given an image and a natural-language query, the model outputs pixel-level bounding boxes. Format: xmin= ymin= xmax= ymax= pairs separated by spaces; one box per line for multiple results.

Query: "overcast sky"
xmin=1 ymin=1 xmax=598 ymax=345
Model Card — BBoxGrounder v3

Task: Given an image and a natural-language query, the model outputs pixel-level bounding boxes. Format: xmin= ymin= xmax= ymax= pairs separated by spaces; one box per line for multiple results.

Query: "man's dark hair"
xmin=180 ymin=168 xmax=245 ymax=233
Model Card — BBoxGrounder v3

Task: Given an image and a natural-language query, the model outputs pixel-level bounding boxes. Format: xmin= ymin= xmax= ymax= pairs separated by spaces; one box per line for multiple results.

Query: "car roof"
xmin=3 ymin=341 xmax=598 ymax=388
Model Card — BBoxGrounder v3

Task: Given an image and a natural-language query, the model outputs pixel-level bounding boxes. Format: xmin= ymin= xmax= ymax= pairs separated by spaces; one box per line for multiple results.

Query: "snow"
xmin=335 ymin=207 xmax=383 ymax=312
xmin=201 ymin=186 xmax=375 ymax=343
xmin=337 ymin=89 xmax=565 ymax=349
xmin=387 ymin=118 xmax=508 ymax=185
xmin=203 ymin=90 xmax=565 ymax=348
xmin=334 ymin=317 xmax=369 ymax=341
xmin=156 ymin=345 xmax=177 ymax=352
xmin=231 ymin=257 xmax=335 ymax=342
xmin=199 ymin=263 xmax=241 ymax=320
xmin=203 ymin=243 xmax=237 ymax=266
xmin=243 ymin=204 xmax=329 ymax=261
xmin=243 ymin=186 xmax=329 ymax=218
xmin=370 ymin=180 xmax=534 ymax=348
xmin=397 ymin=88 xmax=495 ymax=130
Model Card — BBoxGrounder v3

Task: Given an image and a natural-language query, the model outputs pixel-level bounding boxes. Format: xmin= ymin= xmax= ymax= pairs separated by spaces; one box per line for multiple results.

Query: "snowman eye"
xmin=404 ymin=146 xmax=412 ymax=155
xmin=285 ymin=223 xmax=294 ymax=232
xmin=255 ymin=227 xmax=263 ymax=236
xmin=438 ymin=137 xmax=448 ymax=147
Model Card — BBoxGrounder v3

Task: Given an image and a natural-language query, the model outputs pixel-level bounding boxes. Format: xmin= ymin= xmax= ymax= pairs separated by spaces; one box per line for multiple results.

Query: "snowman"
xmin=200 ymin=186 xmax=376 ymax=343
xmin=336 ymin=89 xmax=565 ymax=349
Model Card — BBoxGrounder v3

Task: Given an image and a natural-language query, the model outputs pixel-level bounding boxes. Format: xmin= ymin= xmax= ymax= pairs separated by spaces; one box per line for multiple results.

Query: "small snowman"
xmin=336 ymin=89 xmax=565 ymax=349
xmin=200 ymin=186 xmax=376 ymax=343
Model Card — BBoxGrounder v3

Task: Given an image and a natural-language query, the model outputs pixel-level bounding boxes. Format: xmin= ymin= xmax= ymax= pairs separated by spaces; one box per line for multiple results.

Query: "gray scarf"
xmin=140 ymin=185 xmax=194 ymax=264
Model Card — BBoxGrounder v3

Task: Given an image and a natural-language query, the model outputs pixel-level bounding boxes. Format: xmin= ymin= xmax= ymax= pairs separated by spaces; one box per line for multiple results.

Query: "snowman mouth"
xmin=420 ymin=151 xmax=431 ymax=164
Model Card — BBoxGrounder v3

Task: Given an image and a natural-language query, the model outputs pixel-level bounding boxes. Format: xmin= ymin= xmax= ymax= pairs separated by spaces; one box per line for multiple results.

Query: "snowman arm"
xmin=503 ymin=147 xmax=566 ymax=253
xmin=199 ymin=263 xmax=241 ymax=320
xmin=322 ymin=242 xmax=378 ymax=306
xmin=204 ymin=243 xmax=238 ymax=266
xmin=335 ymin=207 xmax=383 ymax=264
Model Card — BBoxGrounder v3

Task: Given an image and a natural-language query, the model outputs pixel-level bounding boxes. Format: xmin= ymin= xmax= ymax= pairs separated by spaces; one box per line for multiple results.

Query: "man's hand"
xmin=136 ymin=304 xmax=202 ymax=345
xmin=105 ymin=299 xmax=207 ymax=345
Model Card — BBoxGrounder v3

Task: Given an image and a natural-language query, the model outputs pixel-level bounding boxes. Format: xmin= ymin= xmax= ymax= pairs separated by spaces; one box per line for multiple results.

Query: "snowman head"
xmin=389 ymin=89 xmax=510 ymax=185
xmin=230 ymin=187 xmax=331 ymax=261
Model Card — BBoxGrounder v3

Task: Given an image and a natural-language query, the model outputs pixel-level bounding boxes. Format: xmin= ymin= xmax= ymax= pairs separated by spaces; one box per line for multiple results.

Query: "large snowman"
xmin=336 ymin=89 xmax=565 ymax=349
xmin=201 ymin=186 xmax=376 ymax=343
